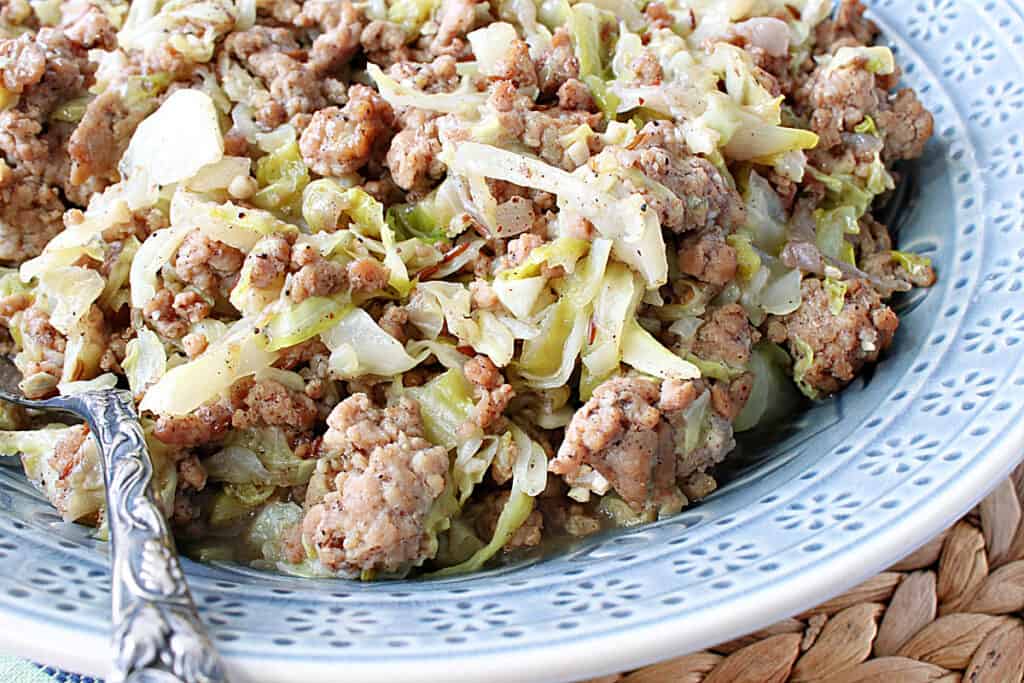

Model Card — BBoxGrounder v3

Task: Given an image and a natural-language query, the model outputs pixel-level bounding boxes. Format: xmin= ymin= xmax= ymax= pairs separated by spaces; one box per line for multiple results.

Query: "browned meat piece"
xmin=691 ymin=303 xmax=759 ymax=368
xmin=430 ymin=0 xmax=477 ymax=55
xmin=484 ymin=81 xmax=602 ymax=170
xmin=143 ymin=289 xmax=190 ymax=339
xmin=287 ymin=243 xmax=346 ymax=303
xmin=814 ymin=0 xmax=878 ymax=53
xmin=173 ymin=231 xmax=245 ymax=298
xmin=710 ymin=374 xmax=754 ymax=420
xmin=386 ymin=113 xmax=445 ymax=192
xmin=490 ymin=39 xmax=537 ymax=89
xmin=14 ymin=306 xmax=66 ymax=396
xmin=68 ymin=89 xmax=154 ymax=189
xmin=462 ymin=355 xmax=514 ymax=433
xmin=172 ymin=291 xmax=211 ymax=325
xmin=614 ymin=123 xmax=746 ymax=234
xmin=630 ymin=51 xmax=663 ymax=85
xmin=153 ymin=401 xmax=233 ymax=447
xmin=361 ymin=20 xmax=407 ymax=56
xmin=295 ymin=0 xmax=364 ymax=74
xmin=861 ymin=250 xmax=937 ymax=289
xmin=0 ymin=28 xmax=96 ymax=261
xmin=176 ymin=453 xmax=207 ymax=492
xmin=246 ymin=236 xmax=292 ymax=289
xmin=61 ymin=1 xmax=117 ymax=50
xmin=805 ymin=58 xmax=879 ymax=149
xmin=301 ymin=394 xmax=449 ymax=575
xmin=643 ymin=2 xmax=673 ymax=29
xmin=0 ymin=178 xmax=65 ymax=263
xmin=225 ymin=26 xmax=325 ymax=125
xmin=230 ymin=378 xmax=319 ymax=431
xmin=875 ymin=89 xmax=934 ymax=161
xmin=556 ymin=78 xmax=595 ymax=111
xmin=535 ymin=28 xmax=578 ymax=98
xmin=474 ymin=491 xmax=543 ymax=550
xmin=678 ymin=229 xmax=738 ymax=286
xmin=273 ymin=338 xmax=329 ymax=370
xmin=45 ymin=424 xmax=102 ymax=522
xmin=378 ymin=304 xmax=410 ymax=343
xmin=776 ymin=278 xmax=899 ymax=396
xmin=299 ymin=84 xmax=395 ymax=177
xmin=550 ymin=377 xmax=714 ymax=515
xmin=346 ymin=256 xmax=389 ymax=293
xmin=388 ymin=56 xmax=460 ymax=94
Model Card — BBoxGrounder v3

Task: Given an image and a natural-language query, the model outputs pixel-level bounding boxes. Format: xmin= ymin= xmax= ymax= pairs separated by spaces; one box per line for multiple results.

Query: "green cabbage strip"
xmin=405 ymin=368 xmax=476 ymax=451
xmin=253 ymin=139 xmax=309 ymax=217
xmin=264 ymin=296 xmax=350 ymax=352
xmin=790 ymin=336 xmax=820 ymax=400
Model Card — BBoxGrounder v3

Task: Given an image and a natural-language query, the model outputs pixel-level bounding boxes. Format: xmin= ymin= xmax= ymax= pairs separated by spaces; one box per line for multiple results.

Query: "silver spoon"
xmin=0 ymin=358 xmax=227 ymax=683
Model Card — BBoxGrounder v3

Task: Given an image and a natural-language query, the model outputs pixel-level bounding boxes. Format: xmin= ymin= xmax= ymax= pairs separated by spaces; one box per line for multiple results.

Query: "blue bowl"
xmin=2 ymin=1 xmax=1024 ymax=680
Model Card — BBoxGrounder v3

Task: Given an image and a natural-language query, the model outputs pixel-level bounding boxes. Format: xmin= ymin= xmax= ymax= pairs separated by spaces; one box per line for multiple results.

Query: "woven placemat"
xmin=591 ymin=462 xmax=1024 ymax=683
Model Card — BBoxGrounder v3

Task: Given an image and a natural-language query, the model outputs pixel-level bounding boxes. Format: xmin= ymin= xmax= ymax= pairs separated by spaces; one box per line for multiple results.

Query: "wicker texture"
xmin=596 ymin=463 xmax=1024 ymax=683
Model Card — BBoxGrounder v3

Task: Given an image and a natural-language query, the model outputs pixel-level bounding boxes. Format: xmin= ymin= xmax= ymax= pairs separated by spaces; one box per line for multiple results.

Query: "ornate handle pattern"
xmin=74 ymin=390 xmax=228 ymax=683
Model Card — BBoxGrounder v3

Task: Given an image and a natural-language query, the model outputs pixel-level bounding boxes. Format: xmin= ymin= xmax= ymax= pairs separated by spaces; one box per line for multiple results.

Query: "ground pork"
xmin=677 ymin=229 xmax=739 ymax=286
xmin=691 ymin=303 xmax=759 ymax=368
xmin=861 ymin=250 xmax=937 ymax=289
xmin=535 ymin=27 xmax=578 ymax=98
xmin=0 ymin=28 xmax=95 ymax=261
xmin=802 ymin=4 xmax=933 ymax=160
xmin=153 ymin=378 xmax=318 ymax=445
xmin=152 ymin=401 xmax=234 ymax=447
xmin=490 ymin=39 xmax=537 ymax=89
xmin=245 ymin=235 xmax=291 ymax=289
xmin=462 ymin=355 xmax=514 ymax=433
xmin=484 ymin=81 xmax=602 ymax=170
xmin=615 ymin=123 xmax=747 ymax=234
xmin=430 ymin=0 xmax=477 ymax=55
xmin=386 ymin=113 xmax=445 ymax=192
xmin=346 ymin=257 xmax=389 ymax=293
xmin=60 ymin=0 xmax=118 ymax=50
xmin=295 ymin=0 xmax=363 ymax=74
xmin=225 ymin=26 xmax=325 ymax=125
xmin=474 ymin=490 xmax=543 ymax=550
xmin=814 ymin=0 xmax=877 ymax=53
xmin=67 ymin=89 xmax=154 ymax=190
xmin=229 ymin=378 xmax=319 ymax=431
xmin=44 ymin=424 xmax=103 ymax=523
xmin=14 ymin=306 xmax=66 ymax=397
xmin=143 ymin=288 xmax=191 ymax=339
xmin=550 ymin=377 xmax=713 ymax=515
xmin=299 ymin=84 xmax=395 ymax=177
xmin=875 ymin=88 xmax=934 ymax=161
xmin=388 ymin=55 xmax=460 ymax=94
xmin=173 ymin=231 xmax=245 ymax=298
xmin=710 ymin=374 xmax=754 ymax=421
xmin=774 ymin=278 xmax=899 ymax=396
xmin=286 ymin=242 xmax=346 ymax=303
xmin=301 ymin=394 xmax=449 ymax=575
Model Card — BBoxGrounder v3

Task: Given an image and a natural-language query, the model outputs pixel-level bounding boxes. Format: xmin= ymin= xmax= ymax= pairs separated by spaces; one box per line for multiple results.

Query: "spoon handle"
xmin=78 ymin=390 xmax=228 ymax=683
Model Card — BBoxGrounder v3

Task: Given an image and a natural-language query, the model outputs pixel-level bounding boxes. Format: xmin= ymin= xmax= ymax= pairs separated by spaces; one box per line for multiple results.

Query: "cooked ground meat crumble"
xmin=0 ymin=0 xmax=935 ymax=577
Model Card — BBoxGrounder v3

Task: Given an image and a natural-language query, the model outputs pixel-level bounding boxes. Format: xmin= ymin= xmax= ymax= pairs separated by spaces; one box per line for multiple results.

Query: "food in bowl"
xmin=0 ymin=0 xmax=934 ymax=578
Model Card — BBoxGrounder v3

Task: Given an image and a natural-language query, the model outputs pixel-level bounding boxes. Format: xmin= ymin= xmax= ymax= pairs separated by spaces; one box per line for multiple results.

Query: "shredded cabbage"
xmin=320 ymin=307 xmax=427 ymax=378
xmin=1 ymin=425 xmax=103 ymax=523
xmin=367 ymin=63 xmax=487 ymax=114
xmin=139 ymin=315 xmax=278 ymax=416
xmin=265 ymin=296 xmax=349 ymax=352
xmin=121 ymin=89 xmax=224 ymax=187
xmin=405 ymin=368 xmax=476 ymax=451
